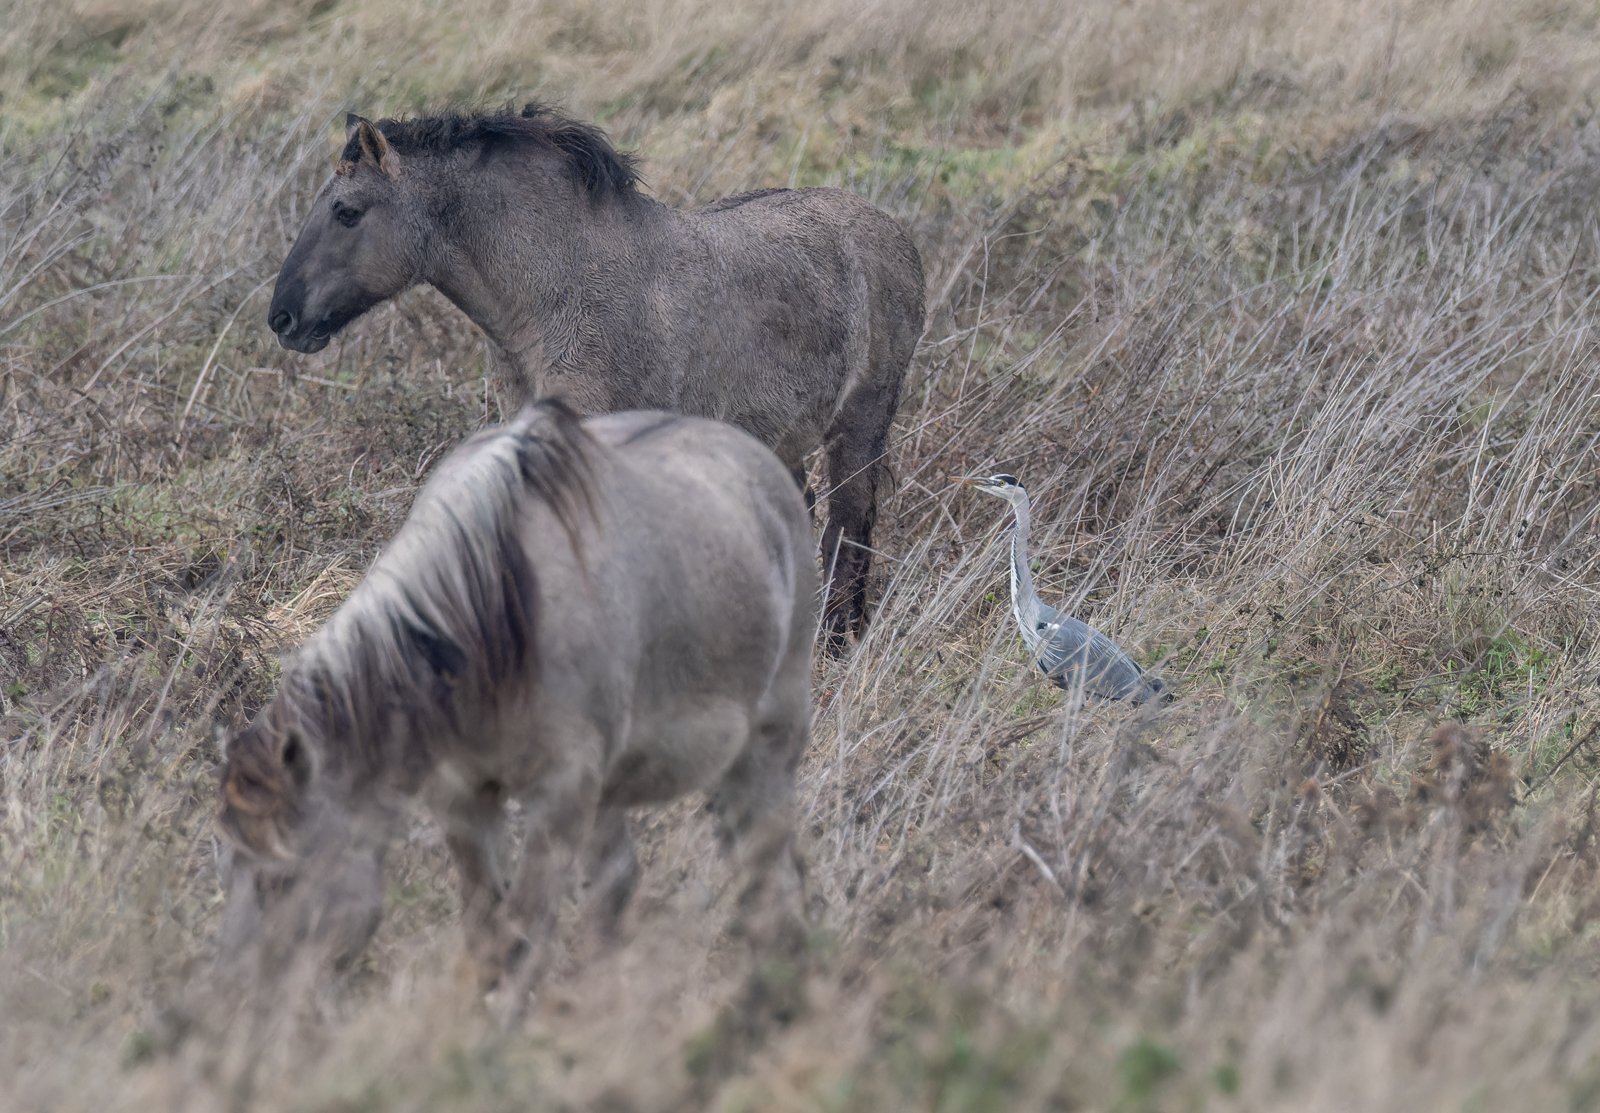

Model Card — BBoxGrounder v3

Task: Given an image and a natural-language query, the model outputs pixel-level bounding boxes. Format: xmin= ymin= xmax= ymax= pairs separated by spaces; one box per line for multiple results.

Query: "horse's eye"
xmin=331 ymin=201 xmax=363 ymax=228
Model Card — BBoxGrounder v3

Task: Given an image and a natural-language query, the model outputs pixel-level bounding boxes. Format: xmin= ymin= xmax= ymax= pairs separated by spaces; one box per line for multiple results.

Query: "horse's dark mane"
xmin=270 ymin=401 xmax=596 ymax=779
xmin=350 ymin=104 xmax=640 ymax=198
xmin=699 ymin=188 xmax=792 ymax=214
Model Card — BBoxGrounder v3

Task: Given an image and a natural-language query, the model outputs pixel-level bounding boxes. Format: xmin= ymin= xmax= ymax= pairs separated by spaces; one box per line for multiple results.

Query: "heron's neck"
xmin=1008 ymin=494 xmax=1041 ymax=631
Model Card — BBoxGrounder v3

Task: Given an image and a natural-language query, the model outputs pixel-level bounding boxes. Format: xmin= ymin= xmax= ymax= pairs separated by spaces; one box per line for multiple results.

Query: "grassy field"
xmin=7 ymin=0 xmax=1600 ymax=1109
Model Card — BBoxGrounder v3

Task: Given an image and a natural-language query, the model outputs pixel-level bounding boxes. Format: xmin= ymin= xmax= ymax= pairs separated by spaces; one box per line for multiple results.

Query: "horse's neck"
xmin=426 ymin=249 xmax=548 ymax=393
xmin=427 ymin=169 xmax=666 ymax=391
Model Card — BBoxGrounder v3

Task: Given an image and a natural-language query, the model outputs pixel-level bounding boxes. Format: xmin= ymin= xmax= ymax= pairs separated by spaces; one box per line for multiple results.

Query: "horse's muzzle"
xmin=276 ymin=330 xmax=332 ymax=354
xmin=268 ymin=303 xmax=334 ymax=353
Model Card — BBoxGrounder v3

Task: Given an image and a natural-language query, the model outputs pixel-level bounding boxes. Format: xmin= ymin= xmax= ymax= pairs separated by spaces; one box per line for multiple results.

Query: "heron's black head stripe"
xmin=993 ymin=473 xmax=1019 ymax=485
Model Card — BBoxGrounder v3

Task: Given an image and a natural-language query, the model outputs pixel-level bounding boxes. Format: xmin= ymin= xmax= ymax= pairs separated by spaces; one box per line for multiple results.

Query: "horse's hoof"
xmin=819 ymin=623 xmax=856 ymax=658
xmin=483 ymin=981 xmax=534 ymax=1030
xmin=483 ymin=953 xmax=541 ymax=1029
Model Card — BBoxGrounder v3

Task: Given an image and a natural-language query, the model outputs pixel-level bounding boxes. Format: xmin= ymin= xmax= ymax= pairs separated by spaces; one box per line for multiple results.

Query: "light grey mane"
xmin=271 ymin=402 xmax=593 ymax=784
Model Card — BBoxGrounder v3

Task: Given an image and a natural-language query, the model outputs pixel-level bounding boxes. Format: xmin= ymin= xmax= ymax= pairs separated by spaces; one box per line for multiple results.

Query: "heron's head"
xmin=955 ymin=473 xmax=1026 ymax=503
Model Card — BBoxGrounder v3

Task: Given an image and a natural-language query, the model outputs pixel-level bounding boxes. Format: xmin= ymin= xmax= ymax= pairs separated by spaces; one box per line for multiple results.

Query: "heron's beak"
xmin=951 ymin=474 xmax=984 ymax=487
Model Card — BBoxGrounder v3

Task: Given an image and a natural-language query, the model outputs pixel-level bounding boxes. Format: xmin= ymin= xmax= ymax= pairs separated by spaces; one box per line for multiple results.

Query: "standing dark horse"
xmin=267 ymin=106 xmax=924 ymax=647
xmin=218 ymin=402 xmax=814 ymax=1008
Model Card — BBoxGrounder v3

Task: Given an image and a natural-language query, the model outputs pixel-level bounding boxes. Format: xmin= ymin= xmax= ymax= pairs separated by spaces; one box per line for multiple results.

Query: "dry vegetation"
xmin=7 ymin=0 xmax=1600 ymax=1109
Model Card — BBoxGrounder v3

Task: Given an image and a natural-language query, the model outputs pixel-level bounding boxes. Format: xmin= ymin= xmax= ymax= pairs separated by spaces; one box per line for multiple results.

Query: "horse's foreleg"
xmin=489 ymin=769 xmax=600 ymax=1018
xmin=215 ymin=843 xmax=264 ymax=970
xmin=579 ymin=806 xmax=639 ymax=941
xmin=443 ymin=784 xmax=511 ymax=992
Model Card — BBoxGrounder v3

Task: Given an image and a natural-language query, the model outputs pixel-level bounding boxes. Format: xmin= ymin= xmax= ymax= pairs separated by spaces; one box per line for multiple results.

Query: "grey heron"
xmin=957 ymin=473 xmax=1170 ymax=703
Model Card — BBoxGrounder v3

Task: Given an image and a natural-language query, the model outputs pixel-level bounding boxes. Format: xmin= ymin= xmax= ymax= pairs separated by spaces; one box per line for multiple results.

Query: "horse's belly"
xmin=598 ymin=697 xmax=751 ymax=808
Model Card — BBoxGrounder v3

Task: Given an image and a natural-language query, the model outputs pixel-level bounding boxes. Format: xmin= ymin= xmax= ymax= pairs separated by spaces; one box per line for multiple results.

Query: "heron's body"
xmin=965 ymin=473 xmax=1167 ymax=703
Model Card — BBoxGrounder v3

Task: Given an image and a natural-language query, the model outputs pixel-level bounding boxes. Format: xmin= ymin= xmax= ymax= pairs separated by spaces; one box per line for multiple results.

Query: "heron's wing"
xmin=1030 ymin=603 xmax=1167 ymax=703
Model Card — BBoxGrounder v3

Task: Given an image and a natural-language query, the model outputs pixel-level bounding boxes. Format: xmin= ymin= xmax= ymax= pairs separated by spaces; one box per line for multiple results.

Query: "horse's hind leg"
xmin=819 ymin=254 xmax=917 ymax=653
xmin=709 ymin=683 xmax=810 ymax=951
xmin=579 ymin=805 xmax=638 ymax=940
xmin=699 ymin=678 xmax=811 ymax=1074
xmin=819 ymin=383 xmax=893 ymax=654
xmin=789 ymin=464 xmax=817 ymax=520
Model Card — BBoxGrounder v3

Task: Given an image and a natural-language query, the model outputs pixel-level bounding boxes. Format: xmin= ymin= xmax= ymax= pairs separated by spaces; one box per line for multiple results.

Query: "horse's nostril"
xmin=269 ymin=308 xmax=295 ymax=334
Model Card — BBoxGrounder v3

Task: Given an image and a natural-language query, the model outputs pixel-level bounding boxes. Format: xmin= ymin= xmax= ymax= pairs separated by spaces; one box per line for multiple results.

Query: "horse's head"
xmin=267 ymin=116 xmax=421 ymax=353
xmin=217 ymin=715 xmax=385 ymax=970
xmin=219 ymin=717 xmax=313 ymax=860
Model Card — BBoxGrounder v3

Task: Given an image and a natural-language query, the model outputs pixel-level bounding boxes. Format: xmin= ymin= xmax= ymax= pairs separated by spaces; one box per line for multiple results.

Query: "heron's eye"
xmin=331 ymin=200 xmax=363 ymax=228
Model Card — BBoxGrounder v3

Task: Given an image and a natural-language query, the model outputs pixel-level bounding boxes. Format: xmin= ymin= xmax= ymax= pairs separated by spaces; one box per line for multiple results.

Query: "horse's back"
xmin=586 ymin=409 xmax=807 ymax=518
xmin=561 ymin=411 xmax=814 ymax=804
xmin=647 ymin=188 xmax=921 ymax=457
xmin=691 ymin=186 xmax=920 ymax=293
xmin=589 ymin=410 xmax=811 ymax=620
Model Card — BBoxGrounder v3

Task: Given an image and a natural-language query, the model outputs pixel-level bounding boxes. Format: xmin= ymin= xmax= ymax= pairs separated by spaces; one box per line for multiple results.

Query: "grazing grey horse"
xmin=217 ymin=401 xmax=815 ymax=1006
xmin=267 ymin=106 xmax=925 ymax=648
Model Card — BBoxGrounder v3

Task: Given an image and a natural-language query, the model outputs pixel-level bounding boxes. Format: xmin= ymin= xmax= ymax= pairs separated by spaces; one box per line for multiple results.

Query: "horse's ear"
xmin=219 ymin=727 xmax=307 ymax=861
xmin=339 ymin=115 xmax=397 ymax=177
xmin=357 ymin=118 xmax=396 ymax=176
xmin=222 ymin=728 xmax=293 ymax=817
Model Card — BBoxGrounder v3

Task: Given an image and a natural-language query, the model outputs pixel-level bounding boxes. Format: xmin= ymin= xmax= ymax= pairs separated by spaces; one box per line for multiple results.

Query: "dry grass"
xmin=6 ymin=1 xmax=1600 ymax=1109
